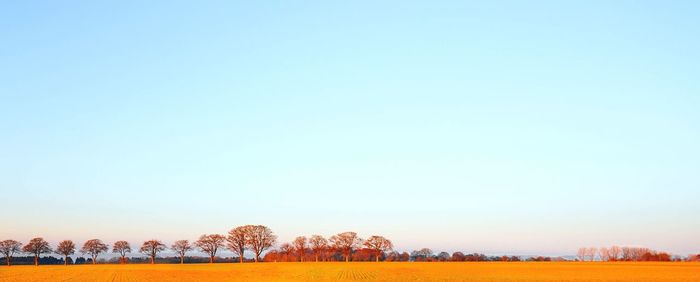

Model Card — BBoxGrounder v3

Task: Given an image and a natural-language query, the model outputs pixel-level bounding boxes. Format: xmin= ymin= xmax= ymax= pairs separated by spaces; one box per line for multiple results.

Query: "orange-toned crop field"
xmin=1 ymin=262 xmax=699 ymax=281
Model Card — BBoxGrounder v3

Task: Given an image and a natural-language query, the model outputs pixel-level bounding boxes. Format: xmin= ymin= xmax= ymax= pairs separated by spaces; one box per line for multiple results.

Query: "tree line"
xmin=2 ymin=225 xmax=696 ymax=266
xmin=576 ymin=246 xmax=680 ymax=262
xmin=0 ymin=225 xmax=276 ymax=266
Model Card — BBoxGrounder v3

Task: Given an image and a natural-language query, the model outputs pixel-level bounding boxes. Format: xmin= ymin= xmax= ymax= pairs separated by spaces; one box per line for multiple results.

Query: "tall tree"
xmin=195 ymin=234 xmax=225 ymax=263
xmin=81 ymin=239 xmax=108 ymax=264
xmin=171 ymin=240 xmax=192 ymax=264
xmin=55 ymin=240 xmax=76 ymax=265
xmin=0 ymin=240 xmax=22 ymax=266
xmin=140 ymin=240 xmax=166 ymax=264
xmin=330 ymin=232 xmax=362 ymax=262
xmin=363 ymin=235 xmax=393 ymax=262
xmin=22 ymin=237 xmax=51 ymax=266
xmin=292 ymin=236 xmax=307 ymax=262
xmin=309 ymin=235 xmax=328 ymax=262
xmin=112 ymin=241 xmax=131 ymax=264
xmin=227 ymin=226 xmax=248 ymax=263
xmin=244 ymin=225 xmax=277 ymax=262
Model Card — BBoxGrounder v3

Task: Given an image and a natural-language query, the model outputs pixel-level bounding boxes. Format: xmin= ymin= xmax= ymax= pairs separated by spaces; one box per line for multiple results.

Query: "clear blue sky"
xmin=1 ymin=1 xmax=699 ymax=256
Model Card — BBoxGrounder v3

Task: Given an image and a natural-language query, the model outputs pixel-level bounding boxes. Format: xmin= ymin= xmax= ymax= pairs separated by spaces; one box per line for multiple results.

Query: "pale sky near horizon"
xmin=1 ymin=1 xmax=699 ymax=257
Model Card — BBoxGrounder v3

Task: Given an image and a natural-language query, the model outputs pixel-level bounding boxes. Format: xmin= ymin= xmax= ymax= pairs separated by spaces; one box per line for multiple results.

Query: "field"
xmin=1 ymin=262 xmax=699 ymax=281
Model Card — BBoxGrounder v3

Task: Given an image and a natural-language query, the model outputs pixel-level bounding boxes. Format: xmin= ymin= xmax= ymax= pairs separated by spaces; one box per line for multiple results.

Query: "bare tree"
xmin=227 ymin=226 xmax=248 ymax=263
xmin=0 ymin=240 xmax=22 ymax=266
xmin=22 ymin=237 xmax=51 ymax=266
xmin=292 ymin=236 xmax=308 ymax=262
xmin=585 ymin=247 xmax=597 ymax=261
xmin=112 ymin=241 xmax=131 ymax=264
xmin=609 ymin=245 xmax=621 ymax=261
xmin=244 ymin=225 xmax=277 ymax=262
xmin=621 ymin=246 xmax=632 ymax=261
xmin=415 ymin=248 xmax=433 ymax=261
xmin=55 ymin=240 xmax=76 ymax=265
xmin=195 ymin=234 xmax=226 ymax=263
xmin=363 ymin=235 xmax=393 ymax=262
xmin=309 ymin=235 xmax=328 ymax=262
xmin=330 ymin=232 xmax=362 ymax=262
xmin=599 ymin=247 xmax=610 ymax=262
xmin=140 ymin=240 xmax=166 ymax=264
xmin=171 ymin=240 xmax=192 ymax=264
xmin=81 ymin=239 xmax=108 ymax=264
xmin=279 ymin=243 xmax=293 ymax=261
xmin=576 ymin=247 xmax=587 ymax=261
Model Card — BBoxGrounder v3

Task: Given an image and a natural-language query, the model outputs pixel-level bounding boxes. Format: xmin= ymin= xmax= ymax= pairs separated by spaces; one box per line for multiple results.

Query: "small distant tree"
xmin=171 ymin=240 xmax=192 ymax=264
xmin=586 ymin=247 xmax=597 ymax=261
xmin=55 ymin=240 xmax=76 ymax=265
xmin=279 ymin=243 xmax=293 ymax=261
xmin=227 ymin=226 xmax=248 ymax=263
xmin=293 ymin=236 xmax=308 ymax=262
xmin=599 ymin=247 xmax=610 ymax=261
xmin=140 ymin=240 xmax=166 ymax=264
xmin=330 ymin=232 xmax=362 ymax=262
xmin=609 ymin=246 xmax=621 ymax=261
xmin=112 ymin=241 xmax=131 ymax=264
xmin=437 ymin=252 xmax=450 ymax=261
xmin=0 ymin=240 xmax=22 ymax=266
xmin=244 ymin=225 xmax=277 ymax=262
xmin=363 ymin=236 xmax=393 ymax=262
xmin=309 ymin=235 xmax=328 ymax=262
xmin=451 ymin=251 xmax=465 ymax=261
xmin=414 ymin=248 xmax=433 ymax=261
xmin=195 ymin=234 xmax=226 ymax=263
xmin=22 ymin=237 xmax=51 ymax=266
xmin=81 ymin=239 xmax=108 ymax=264
xmin=576 ymin=247 xmax=587 ymax=261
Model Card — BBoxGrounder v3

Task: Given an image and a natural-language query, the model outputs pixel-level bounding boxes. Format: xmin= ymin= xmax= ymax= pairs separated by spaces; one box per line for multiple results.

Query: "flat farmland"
xmin=1 ymin=262 xmax=699 ymax=281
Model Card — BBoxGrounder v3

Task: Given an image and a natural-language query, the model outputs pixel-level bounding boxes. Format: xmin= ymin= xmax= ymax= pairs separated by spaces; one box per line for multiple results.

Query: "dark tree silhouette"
xmin=0 ymin=240 xmax=22 ymax=266
xmin=195 ymin=234 xmax=225 ymax=263
xmin=22 ymin=237 xmax=51 ymax=266
xmin=55 ymin=240 xmax=76 ymax=265
xmin=112 ymin=241 xmax=131 ymax=264
xmin=139 ymin=240 xmax=166 ymax=264
xmin=81 ymin=239 xmax=108 ymax=264
xmin=171 ymin=240 xmax=192 ymax=264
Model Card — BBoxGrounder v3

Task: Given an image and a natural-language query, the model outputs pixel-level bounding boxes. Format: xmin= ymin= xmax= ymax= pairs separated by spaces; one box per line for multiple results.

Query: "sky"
xmin=1 ymin=1 xmax=699 ymax=257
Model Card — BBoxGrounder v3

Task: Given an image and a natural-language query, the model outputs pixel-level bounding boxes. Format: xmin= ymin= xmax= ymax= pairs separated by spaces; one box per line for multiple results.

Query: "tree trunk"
xmin=34 ymin=255 xmax=38 ymax=266
xmin=239 ymin=255 xmax=243 ymax=263
xmin=376 ymin=255 xmax=380 ymax=262
xmin=345 ymin=255 xmax=349 ymax=262
xmin=92 ymin=256 xmax=97 ymax=264
xmin=254 ymin=255 xmax=259 ymax=262
xmin=315 ymin=254 xmax=318 ymax=262
xmin=7 ymin=257 xmax=11 ymax=266
xmin=210 ymin=255 xmax=214 ymax=263
xmin=180 ymin=256 xmax=184 ymax=264
xmin=65 ymin=255 xmax=68 ymax=265
xmin=150 ymin=256 xmax=154 ymax=264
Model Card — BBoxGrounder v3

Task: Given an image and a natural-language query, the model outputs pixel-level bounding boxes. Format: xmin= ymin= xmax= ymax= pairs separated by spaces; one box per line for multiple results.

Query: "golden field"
xmin=1 ymin=262 xmax=699 ymax=281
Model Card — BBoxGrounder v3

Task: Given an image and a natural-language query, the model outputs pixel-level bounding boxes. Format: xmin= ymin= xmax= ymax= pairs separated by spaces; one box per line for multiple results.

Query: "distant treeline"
xmin=576 ymin=246 xmax=688 ymax=262
xmin=1 ymin=225 xmax=697 ymax=266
